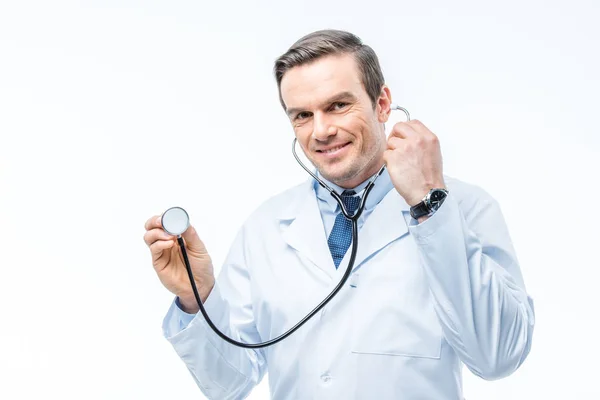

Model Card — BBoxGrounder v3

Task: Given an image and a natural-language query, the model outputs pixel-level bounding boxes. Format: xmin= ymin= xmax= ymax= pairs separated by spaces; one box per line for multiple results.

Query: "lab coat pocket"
xmin=350 ymin=247 xmax=442 ymax=359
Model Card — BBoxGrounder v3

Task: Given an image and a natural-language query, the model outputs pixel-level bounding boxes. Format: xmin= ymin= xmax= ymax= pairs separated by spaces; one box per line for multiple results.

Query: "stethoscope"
xmin=161 ymin=104 xmax=410 ymax=349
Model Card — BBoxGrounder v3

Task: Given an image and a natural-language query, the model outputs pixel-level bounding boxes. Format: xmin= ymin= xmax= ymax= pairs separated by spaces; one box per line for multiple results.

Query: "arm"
xmin=408 ymin=190 xmax=535 ymax=380
xmin=162 ymin=226 xmax=267 ymax=399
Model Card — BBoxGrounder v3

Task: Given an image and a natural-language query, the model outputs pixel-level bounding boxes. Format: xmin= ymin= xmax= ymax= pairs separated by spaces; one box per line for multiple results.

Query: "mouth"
xmin=316 ymin=142 xmax=351 ymax=158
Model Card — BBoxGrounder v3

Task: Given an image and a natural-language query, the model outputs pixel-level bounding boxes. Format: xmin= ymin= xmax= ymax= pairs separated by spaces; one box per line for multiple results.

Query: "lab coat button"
xmin=349 ymin=273 xmax=359 ymax=288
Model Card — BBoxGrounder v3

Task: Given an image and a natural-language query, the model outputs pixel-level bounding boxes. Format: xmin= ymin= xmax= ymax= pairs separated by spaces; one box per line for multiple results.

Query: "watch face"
xmin=427 ymin=190 xmax=447 ymax=210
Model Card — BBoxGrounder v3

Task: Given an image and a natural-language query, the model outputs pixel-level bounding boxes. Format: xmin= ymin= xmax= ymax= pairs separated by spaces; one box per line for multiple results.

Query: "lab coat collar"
xmin=278 ymin=176 xmax=411 ymax=279
xmin=314 ymin=167 xmax=394 ymax=215
xmin=280 ymin=179 xmax=337 ymax=277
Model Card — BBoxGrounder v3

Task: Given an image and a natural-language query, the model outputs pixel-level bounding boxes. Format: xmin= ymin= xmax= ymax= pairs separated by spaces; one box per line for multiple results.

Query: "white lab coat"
xmin=163 ymin=175 xmax=535 ymax=400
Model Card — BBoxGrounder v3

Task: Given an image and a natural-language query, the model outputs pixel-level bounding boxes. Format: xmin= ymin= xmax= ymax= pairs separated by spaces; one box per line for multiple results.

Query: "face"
xmin=280 ymin=53 xmax=392 ymax=188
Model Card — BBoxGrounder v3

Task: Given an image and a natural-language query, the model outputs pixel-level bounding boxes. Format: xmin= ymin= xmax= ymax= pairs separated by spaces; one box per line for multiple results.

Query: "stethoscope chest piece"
xmin=161 ymin=206 xmax=190 ymax=236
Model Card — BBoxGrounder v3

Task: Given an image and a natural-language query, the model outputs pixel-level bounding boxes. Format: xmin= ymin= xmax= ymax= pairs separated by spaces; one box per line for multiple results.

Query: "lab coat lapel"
xmin=280 ymin=181 xmax=336 ymax=279
xmin=340 ymin=189 xmax=411 ymax=272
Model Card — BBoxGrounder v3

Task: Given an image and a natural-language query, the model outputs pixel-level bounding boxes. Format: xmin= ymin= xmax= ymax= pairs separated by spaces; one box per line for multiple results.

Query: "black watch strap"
xmin=410 ymin=200 xmax=430 ymax=220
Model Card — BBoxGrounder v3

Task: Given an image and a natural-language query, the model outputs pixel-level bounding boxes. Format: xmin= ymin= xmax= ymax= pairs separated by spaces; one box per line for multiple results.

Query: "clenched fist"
xmin=383 ymin=119 xmax=446 ymax=208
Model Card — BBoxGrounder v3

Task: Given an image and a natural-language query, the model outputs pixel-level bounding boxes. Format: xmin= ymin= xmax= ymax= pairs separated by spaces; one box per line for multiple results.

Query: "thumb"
xmin=181 ymin=224 xmax=208 ymax=254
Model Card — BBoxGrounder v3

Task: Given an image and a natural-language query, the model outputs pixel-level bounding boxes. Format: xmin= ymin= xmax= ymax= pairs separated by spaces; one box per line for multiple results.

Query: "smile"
xmin=317 ymin=142 xmax=350 ymax=157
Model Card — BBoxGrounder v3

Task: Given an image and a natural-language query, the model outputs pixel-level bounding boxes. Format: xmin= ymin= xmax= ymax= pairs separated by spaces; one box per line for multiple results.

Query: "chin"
xmin=321 ymin=166 xmax=359 ymax=186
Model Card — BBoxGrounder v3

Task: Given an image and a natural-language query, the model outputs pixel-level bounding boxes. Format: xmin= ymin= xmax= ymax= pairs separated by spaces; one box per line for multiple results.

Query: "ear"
xmin=376 ymin=85 xmax=393 ymax=123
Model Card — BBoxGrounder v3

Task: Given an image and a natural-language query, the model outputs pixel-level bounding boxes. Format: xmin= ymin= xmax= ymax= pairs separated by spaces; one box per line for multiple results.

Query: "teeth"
xmin=323 ymin=145 xmax=345 ymax=154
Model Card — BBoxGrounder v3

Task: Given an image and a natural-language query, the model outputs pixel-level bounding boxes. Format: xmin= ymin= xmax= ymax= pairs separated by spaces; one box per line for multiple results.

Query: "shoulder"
xmin=443 ymin=174 xmax=499 ymax=216
xmin=441 ymin=175 xmax=516 ymax=257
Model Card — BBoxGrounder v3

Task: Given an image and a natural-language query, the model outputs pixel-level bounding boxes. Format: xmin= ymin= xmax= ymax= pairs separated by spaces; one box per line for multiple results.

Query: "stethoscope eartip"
xmin=390 ymin=104 xmax=410 ymax=121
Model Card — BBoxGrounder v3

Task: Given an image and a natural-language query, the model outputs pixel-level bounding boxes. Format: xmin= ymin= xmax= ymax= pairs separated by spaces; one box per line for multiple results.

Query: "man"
xmin=143 ymin=29 xmax=535 ymax=399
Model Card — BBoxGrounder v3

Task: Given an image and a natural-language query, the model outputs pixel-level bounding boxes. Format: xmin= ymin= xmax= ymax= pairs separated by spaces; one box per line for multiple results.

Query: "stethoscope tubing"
xmin=178 ymin=217 xmax=359 ymax=349
xmin=178 ymin=104 xmax=410 ymax=348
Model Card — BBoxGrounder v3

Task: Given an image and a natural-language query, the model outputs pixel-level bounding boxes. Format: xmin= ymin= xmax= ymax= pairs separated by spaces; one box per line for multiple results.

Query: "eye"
xmin=295 ymin=111 xmax=312 ymax=121
xmin=331 ymin=102 xmax=348 ymax=110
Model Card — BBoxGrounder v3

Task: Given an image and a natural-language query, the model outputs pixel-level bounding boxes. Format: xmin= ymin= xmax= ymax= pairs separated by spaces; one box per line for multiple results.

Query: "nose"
xmin=312 ymin=112 xmax=337 ymax=141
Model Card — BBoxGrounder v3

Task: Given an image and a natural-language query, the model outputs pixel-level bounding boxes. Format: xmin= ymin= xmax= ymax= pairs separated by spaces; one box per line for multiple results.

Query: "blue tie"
xmin=328 ymin=190 xmax=361 ymax=268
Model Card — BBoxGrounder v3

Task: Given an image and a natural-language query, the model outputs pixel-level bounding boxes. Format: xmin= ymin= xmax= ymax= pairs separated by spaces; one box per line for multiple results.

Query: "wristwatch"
xmin=409 ymin=188 xmax=449 ymax=220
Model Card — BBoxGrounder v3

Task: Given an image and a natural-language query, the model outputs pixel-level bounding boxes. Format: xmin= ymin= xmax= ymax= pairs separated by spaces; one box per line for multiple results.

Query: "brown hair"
xmin=273 ymin=29 xmax=385 ymax=111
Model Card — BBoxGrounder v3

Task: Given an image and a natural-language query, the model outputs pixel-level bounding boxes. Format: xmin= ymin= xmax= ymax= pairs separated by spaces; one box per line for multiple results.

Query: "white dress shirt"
xmin=162 ymin=170 xmax=535 ymax=399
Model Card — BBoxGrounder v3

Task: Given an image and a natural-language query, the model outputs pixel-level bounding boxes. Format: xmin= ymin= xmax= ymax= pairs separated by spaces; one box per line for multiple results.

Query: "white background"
xmin=1 ymin=0 xmax=599 ymax=399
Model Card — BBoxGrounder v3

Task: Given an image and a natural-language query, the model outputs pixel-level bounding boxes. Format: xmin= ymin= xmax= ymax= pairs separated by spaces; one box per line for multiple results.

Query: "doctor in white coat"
xmin=143 ymin=29 xmax=535 ymax=400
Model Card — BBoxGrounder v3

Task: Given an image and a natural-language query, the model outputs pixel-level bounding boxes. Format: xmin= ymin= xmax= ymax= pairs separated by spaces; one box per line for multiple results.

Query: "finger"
xmin=181 ymin=224 xmax=208 ymax=253
xmin=149 ymin=239 xmax=175 ymax=262
xmin=144 ymin=215 xmax=163 ymax=231
xmin=408 ymin=120 xmax=439 ymax=144
xmin=407 ymin=119 xmax=430 ymax=135
xmin=389 ymin=122 xmax=419 ymax=140
xmin=144 ymin=228 xmax=176 ymax=246
xmin=387 ymin=136 xmax=404 ymax=150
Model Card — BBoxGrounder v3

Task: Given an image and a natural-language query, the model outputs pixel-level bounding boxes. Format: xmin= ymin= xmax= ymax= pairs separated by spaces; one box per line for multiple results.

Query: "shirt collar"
xmin=314 ymin=166 xmax=394 ymax=213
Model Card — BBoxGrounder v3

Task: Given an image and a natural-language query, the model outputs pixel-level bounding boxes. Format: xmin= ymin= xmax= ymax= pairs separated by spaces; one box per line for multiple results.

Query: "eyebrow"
xmin=286 ymin=91 xmax=357 ymax=117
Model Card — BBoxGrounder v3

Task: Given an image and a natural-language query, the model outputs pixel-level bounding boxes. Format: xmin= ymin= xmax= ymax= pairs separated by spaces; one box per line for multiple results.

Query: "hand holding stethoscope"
xmin=143 ymin=209 xmax=216 ymax=314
